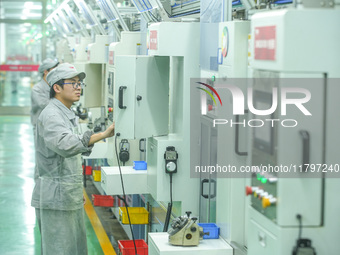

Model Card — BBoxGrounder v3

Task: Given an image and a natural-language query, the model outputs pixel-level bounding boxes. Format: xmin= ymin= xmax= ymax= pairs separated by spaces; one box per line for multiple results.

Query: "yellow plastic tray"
xmin=119 ymin=207 xmax=149 ymax=224
xmin=92 ymin=170 xmax=101 ymax=182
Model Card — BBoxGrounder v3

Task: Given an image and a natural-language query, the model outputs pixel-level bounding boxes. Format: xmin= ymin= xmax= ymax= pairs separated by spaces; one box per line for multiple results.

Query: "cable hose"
xmin=115 ymin=134 xmax=138 ymax=255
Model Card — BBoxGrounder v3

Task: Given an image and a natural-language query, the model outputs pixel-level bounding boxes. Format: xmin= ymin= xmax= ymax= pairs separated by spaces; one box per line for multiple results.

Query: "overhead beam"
xmin=41 ymin=0 xmax=47 ymax=60
xmin=0 ymin=19 xmax=43 ymax=24
xmin=0 ymin=0 xmax=43 ymax=2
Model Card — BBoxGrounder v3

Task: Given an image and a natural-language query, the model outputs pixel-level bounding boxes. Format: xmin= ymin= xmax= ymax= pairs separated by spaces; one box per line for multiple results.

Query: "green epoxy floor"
xmin=0 ymin=116 xmax=38 ymax=255
xmin=0 ymin=79 xmax=104 ymax=254
xmin=0 ymin=77 xmax=32 ymax=107
xmin=0 ymin=116 xmax=104 ymax=254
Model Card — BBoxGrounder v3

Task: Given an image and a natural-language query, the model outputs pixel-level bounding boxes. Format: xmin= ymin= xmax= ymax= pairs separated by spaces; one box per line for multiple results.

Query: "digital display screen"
xmin=253 ymin=102 xmax=272 ymax=144
xmin=253 ymin=91 xmax=275 ymax=155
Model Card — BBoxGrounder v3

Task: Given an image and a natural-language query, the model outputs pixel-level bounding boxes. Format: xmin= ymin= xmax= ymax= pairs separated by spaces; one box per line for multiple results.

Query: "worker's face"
xmin=59 ymin=76 xmax=82 ymax=103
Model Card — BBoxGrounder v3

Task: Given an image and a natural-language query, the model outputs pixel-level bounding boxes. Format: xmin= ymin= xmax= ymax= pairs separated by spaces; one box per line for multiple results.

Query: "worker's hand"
xmin=83 ymin=195 xmax=86 ymax=205
xmin=88 ymin=123 xmax=115 ymax=146
xmin=103 ymin=122 xmax=115 ymax=139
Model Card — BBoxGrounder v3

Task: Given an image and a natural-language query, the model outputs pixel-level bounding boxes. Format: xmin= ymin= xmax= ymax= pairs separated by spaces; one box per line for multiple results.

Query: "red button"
xmin=246 ymin=186 xmax=253 ymax=196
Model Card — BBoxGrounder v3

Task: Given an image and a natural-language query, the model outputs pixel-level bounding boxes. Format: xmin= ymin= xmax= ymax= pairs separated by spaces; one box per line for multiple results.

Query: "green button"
xmin=257 ymin=173 xmax=261 ymax=181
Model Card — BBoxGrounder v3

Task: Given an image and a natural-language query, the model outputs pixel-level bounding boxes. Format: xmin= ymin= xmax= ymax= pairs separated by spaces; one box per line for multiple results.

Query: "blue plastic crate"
xmin=198 ymin=223 xmax=220 ymax=239
xmin=133 ymin=161 xmax=147 ymax=170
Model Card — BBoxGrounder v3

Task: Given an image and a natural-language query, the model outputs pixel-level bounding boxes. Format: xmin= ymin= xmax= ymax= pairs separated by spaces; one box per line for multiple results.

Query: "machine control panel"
xmin=108 ymin=98 xmax=113 ymax=122
xmin=250 ymin=72 xmax=279 ymax=221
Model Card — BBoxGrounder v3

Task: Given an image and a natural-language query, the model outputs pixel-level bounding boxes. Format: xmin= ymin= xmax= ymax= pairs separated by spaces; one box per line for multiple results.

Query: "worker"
xmin=31 ymin=63 xmax=115 ymax=254
xmin=30 ymin=58 xmax=59 ymax=143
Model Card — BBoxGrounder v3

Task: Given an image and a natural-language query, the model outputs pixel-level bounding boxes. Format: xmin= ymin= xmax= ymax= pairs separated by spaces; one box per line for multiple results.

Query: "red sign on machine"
xmin=6 ymin=55 xmax=32 ymax=61
xmin=149 ymin=30 xmax=158 ymax=50
xmin=254 ymin=26 xmax=276 ymax=61
xmin=0 ymin=65 xmax=39 ymax=72
xmin=109 ymin=51 xmax=114 ymax=65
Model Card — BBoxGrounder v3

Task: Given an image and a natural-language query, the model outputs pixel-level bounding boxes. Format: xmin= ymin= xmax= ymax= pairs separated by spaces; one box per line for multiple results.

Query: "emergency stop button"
xmin=108 ymin=107 xmax=113 ymax=113
xmin=246 ymin=186 xmax=258 ymax=196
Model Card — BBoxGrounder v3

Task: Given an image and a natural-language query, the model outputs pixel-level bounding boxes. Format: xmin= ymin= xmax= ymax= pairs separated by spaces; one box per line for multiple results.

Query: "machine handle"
xmin=119 ymin=86 xmax=127 ymax=109
xmin=210 ymin=179 xmax=217 ymax=199
xmin=201 ymin=179 xmax=217 ymax=199
xmin=201 ymin=179 xmax=209 ymax=199
xmin=139 ymin=138 xmax=146 ymax=152
xmin=299 ymin=130 xmax=310 ymax=172
xmin=235 ymin=110 xmax=248 ymax=156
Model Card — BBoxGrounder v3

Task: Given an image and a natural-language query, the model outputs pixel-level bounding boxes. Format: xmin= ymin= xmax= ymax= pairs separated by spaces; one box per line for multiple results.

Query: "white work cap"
xmin=47 ymin=63 xmax=86 ymax=87
xmin=38 ymin=58 xmax=59 ymax=74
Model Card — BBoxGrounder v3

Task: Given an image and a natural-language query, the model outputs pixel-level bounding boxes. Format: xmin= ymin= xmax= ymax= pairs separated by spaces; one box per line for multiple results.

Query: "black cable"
xmin=163 ymin=173 xmax=173 ymax=232
xmin=149 ymin=10 xmax=159 ymax=22
xmin=115 ymin=134 xmax=138 ymax=255
xmin=162 ymin=8 xmax=172 ymax=18
xmin=147 ymin=12 xmax=156 ymax=22
xmin=170 ymin=173 xmax=173 ymax=204
xmin=297 ymin=214 xmax=302 ymax=240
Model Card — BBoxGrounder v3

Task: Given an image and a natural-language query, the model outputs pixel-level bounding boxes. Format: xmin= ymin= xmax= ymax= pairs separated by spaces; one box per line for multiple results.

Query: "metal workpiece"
xmin=168 ymin=213 xmax=204 ymax=246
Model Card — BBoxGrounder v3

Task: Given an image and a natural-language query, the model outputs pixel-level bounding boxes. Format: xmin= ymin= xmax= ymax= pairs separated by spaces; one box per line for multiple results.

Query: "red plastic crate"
xmin=118 ymin=239 xmax=148 ymax=255
xmin=82 ymin=165 xmax=92 ymax=175
xmin=92 ymin=194 xmax=114 ymax=207
xmin=118 ymin=199 xmax=124 ymax=207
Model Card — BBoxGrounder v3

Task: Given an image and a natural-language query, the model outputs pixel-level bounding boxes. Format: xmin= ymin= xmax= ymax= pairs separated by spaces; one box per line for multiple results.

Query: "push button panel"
xmin=249 ymin=171 xmax=278 ymax=221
